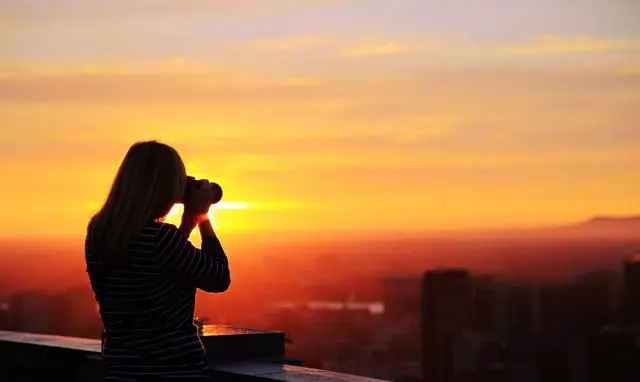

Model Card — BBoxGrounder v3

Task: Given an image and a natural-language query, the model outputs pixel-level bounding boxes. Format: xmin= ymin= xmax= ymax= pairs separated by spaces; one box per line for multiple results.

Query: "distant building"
xmin=572 ymin=270 xmax=618 ymax=331
xmin=581 ymin=256 xmax=640 ymax=381
xmin=421 ymin=269 xmax=473 ymax=382
xmin=472 ymin=276 xmax=508 ymax=337
xmin=7 ymin=290 xmax=52 ymax=334
xmin=451 ymin=329 xmax=508 ymax=382
xmin=621 ymin=257 xmax=640 ymax=324
xmin=504 ymin=285 xmax=537 ymax=339
xmin=0 ymin=300 xmax=9 ymax=330
xmin=585 ymin=326 xmax=640 ymax=382
xmin=381 ymin=277 xmax=421 ymax=319
xmin=50 ymin=285 xmax=101 ymax=338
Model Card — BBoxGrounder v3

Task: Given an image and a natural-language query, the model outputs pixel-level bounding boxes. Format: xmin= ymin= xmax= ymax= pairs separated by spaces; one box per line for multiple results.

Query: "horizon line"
xmin=1 ymin=214 xmax=639 ymax=242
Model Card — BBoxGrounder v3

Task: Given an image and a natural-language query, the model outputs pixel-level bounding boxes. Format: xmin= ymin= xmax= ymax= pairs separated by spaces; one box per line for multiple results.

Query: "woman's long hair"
xmin=88 ymin=141 xmax=187 ymax=258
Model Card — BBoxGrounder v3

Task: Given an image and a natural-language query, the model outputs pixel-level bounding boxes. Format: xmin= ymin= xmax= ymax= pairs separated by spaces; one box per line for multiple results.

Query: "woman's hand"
xmin=183 ymin=179 xmax=212 ymax=222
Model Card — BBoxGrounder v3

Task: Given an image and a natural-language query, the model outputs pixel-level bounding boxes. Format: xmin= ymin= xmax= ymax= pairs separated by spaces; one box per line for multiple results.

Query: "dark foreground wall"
xmin=0 ymin=330 xmax=389 ymax=382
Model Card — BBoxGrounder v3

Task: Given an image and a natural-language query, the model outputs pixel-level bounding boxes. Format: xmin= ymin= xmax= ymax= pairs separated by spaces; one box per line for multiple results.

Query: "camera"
xmin=181 ymin=176 xmax=223 ymax=205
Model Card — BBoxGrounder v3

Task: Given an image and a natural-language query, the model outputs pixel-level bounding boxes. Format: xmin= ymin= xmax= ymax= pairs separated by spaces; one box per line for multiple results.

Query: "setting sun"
xmin=165 ymin=202 xmax=250 ymax=237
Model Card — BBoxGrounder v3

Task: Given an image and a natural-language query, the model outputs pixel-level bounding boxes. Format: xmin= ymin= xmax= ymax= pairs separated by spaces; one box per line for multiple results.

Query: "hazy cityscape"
xmin=1 ymin=216 xmax=639 ymax=381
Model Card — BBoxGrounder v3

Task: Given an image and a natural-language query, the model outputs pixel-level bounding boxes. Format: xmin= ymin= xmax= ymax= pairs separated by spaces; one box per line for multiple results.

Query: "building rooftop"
xmin=0 ymin=328 xmax=390 ymax=382
xmin=0 ymin=330 xmax=100 ymax=353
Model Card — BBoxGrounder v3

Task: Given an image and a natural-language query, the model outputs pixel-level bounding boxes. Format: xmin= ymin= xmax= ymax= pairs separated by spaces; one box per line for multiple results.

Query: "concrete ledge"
xmin=212 ymin=362 xmax=392 ymax=382
xmin=0 ymin=330 xmax=390 ymax=382
xmin=0 ymin=330 xmax=101 ymax=353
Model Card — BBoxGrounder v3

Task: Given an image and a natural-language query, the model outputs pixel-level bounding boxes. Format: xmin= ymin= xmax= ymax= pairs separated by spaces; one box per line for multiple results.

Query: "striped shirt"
xmin=85 ymin=221 xmax=231 ymax=381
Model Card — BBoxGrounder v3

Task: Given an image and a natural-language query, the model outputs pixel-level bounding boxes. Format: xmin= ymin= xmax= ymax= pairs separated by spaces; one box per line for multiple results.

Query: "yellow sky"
xmin=0 ymin=0 xmax=638 ymax=238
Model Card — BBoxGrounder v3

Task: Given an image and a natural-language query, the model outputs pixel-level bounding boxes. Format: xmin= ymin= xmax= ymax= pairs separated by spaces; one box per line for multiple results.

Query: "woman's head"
xmin=89 ymin=141 xmax=187 ymax=255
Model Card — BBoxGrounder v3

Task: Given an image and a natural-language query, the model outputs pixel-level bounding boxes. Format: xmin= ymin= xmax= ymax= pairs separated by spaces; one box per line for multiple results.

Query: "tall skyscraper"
xmin=421 ymin=269 xmax=473 ymax=382
xmin=472 ymin=276 xmax=508 ymax=337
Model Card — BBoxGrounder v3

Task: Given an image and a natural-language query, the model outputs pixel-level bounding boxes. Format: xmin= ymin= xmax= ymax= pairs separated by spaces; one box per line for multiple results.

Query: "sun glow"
xmin=164 ymin=202 xmax=250 ymax=235
xmin=213 ymin=202 xmax=250 ymax=210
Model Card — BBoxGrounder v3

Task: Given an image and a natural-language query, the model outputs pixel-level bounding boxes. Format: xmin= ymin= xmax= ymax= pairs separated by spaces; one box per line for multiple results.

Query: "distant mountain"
xmin=576 ymin=216 xmax=640 ymax=229
xmin=526 ymin=215 xmax=640 ymax=239
xmin=430 ymin=215 xmax=640 ymax=241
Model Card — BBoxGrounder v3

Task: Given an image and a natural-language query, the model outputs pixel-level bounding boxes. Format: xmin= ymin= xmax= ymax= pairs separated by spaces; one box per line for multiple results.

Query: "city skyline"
xmin=1 ymin=0 xmax=639 ymax=238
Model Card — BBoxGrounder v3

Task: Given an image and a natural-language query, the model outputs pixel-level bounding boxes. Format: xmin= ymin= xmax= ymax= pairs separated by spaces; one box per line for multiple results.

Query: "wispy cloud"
xmin=280 ymin=77 xmax=321 ymax=87
xmin=245 ymin=35 xmax=336 ymax=52
xmin=0 ymin=58 xmax=232 ymax=78
xmin=619 ymin=62 xmax=640 ymax=75
xmin=233 ymin=33 xmax=640 ymax=62
xmin=494 ymin=34 xmax=639 ymax=57
xmin=337 ymin=42 xmax=409 ymax=56
xmin=1 ymin=64 xmax=636 ymax=155
xmin=240 ymin=34 xmax=448 ymax=58
xmin=0 ymin=0 xmax=350 ymax=24
xmin=334 ymin=34 xmax=640 ymax=59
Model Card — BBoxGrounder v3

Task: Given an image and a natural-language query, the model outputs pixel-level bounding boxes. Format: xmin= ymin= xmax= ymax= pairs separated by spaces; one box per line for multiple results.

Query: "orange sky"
xmin=0 ymin=0 xmax=638 ymax=238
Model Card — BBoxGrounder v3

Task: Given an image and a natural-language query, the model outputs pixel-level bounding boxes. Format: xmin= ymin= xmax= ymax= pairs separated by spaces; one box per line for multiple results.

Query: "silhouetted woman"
xmin=85 ymin=141 xmax=231 ymax=381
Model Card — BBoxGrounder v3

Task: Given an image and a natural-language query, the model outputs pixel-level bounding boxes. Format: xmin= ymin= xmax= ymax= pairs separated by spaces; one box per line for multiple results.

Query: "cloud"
xmin=620 ymin=62 xmax=640 ymax=74
xmin=280 ymin=77 xmax=321 ymax=87
xmin=0 ymin=58 xmax=231 ymax=78
xmin=337 ymin=42 xmax=416 ymax=57
xmin=232 ymin=33 xmax=639 ymax=63
xmin=1 ymin=127 xmax=636 ymax=178
xmin=241 ymin=34 xmax=446 ymax=57
xmin=1 ymin=64 xmax=637 ymax=134
xmin=0 ymin=72 xmax=332 ymax=104
xmin=246 ymin=35 xmax=336 ymax=52
xmin=0 ymin=0 xmax=350 ymax=25
xmin=494 ymin=34 xmax=639 ymax=57
xmin=0 ymin=64 xmax=637 ymax=170
xmin=0 ymin=60 xmax=637 ymax=230
xmin=0 ymin=58 xmax=333 ymax=103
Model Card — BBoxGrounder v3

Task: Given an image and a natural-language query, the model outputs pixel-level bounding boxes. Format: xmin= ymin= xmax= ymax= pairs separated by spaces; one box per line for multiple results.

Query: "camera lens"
xmin=209 ymin=183 xmax=223 ymax=204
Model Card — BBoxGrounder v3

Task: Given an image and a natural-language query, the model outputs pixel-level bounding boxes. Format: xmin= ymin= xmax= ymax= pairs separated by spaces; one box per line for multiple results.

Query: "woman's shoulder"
xmin=145 ymin=221 xmax=180 ymax=238
xmin=132 ymin=222 xmax=181 ymax=249
xmin=142 ymin=222 xmax=186 ymax=253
